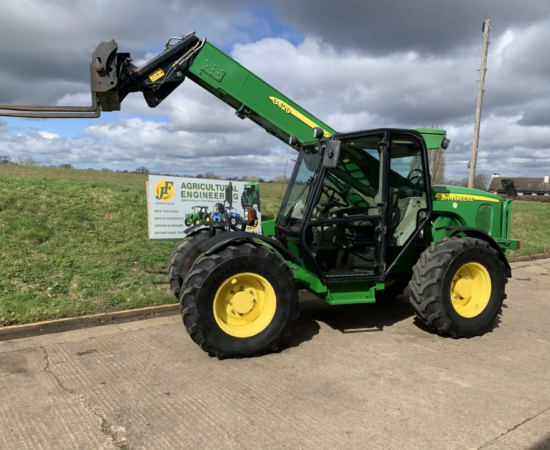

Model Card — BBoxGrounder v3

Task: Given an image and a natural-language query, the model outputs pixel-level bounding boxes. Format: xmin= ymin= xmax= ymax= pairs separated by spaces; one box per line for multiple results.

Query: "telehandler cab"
xmin=0 ymin=31 xmax=519 ymax=358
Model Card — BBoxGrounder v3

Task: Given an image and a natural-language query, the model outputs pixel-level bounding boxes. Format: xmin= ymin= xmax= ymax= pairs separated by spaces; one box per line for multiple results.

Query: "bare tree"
xmin=245 ymin=175 xmax=260 ymax=182
xmin=58 ymin=164 xmax=73 ymax=169
xmin=455 ymin=173 xmax=491 ymax=191
xmin=428 ymin=148 xmax=446 ymax=184
xmin=0 ymin=155 xmax=12 ymax=164
xmin=471 ymin=173 xmax=491 ymax=191
xmin=18 ymin=155 xmax=38 ymax=166
xmin=203 ymin=171 xmax=221 ymax=179
xmin=135 ymin=166 xmax=150 ymax=174
xmin=273 ymin=174 xmax=290 ymax=184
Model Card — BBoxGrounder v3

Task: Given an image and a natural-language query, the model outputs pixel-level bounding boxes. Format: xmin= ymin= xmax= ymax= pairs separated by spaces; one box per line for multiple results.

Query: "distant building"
xmin=489 ymin=174 xmax=550 ymax=196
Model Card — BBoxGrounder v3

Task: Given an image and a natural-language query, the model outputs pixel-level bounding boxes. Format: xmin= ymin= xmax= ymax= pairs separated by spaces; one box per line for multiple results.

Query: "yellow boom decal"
xmin=269 ymin=96 xmax=331 ymax=137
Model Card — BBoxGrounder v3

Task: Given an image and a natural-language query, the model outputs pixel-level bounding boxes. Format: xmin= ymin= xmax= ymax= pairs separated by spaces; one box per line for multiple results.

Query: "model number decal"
xmin=269 ymin=96 xmax=332 ymax=137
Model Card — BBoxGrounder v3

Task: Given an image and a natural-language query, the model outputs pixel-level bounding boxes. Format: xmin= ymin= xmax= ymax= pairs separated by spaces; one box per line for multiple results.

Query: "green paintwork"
xmin=289 ymin=264 xmax=381 ymax=304
xmin=429 ymin=185 xmax=518 ymax=250
xmin=261 ymin=219 xmax=276 ymax=236
xmin=188 ymin=42 xmax=335 ymax=147
xmin=187 ymin=43 xmax=449 ymax=152
xmin=412 ymin=128 xmax=447 ymax=149
xmin=180 ymin=42 xmax=516 ymax=305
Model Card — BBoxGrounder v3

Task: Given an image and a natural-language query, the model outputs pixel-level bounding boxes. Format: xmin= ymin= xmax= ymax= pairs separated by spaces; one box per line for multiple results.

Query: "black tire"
xmin=180 ymin=243 xmax=300 ymax=358
xmin=409 ymin=236 xmax=507 ymax=338
xmin=185 ymin=219 xmax=191 ymax=226
xmin=194 ymin=219 xmax=201 ymax=226
xmin=168 ymin=230 xmax=213 ymax=299
xmin=230 ymin=217 xmax=237 ymax=226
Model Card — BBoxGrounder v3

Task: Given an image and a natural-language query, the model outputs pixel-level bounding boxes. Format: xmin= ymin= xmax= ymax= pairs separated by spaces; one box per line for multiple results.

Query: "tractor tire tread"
xmin=168 ymin=230 xmax=212 ymax=299
xmin=180 ymin=242 xmax=299 ymax=359
xmin=408 ymin=236 xmax=507 ymax=338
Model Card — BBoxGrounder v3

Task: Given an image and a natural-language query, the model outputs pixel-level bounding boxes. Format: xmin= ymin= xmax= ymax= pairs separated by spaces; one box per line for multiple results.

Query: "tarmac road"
xmin=1 ymin=259 xmax=549 ymax=449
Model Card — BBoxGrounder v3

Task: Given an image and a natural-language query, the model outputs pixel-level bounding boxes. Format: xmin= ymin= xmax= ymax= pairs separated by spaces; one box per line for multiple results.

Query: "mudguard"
xmin=199 ymin=231 xmax=300 ymax=265
xmin=436 ymin=226 xmax=512 ymax=278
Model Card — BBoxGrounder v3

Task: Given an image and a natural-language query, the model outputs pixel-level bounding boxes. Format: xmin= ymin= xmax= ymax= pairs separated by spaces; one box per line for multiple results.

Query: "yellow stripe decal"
xmin=435 ymin=193 xmax=500 ymax=203
xmin=269 ymin=96 xmax=332 ymax=137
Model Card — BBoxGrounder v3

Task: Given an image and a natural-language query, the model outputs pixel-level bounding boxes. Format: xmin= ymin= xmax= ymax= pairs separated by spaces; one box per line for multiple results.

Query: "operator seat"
xmin=352 ymin=188 xmax=400 ymax=229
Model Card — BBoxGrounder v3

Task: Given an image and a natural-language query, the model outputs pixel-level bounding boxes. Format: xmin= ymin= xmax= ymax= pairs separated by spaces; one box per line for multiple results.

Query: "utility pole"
xmin=468 ymin=19 xmax=491 ymax=189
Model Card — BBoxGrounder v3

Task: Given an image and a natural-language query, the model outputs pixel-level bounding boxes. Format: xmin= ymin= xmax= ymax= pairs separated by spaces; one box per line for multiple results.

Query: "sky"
xmin=0 ymin=0 xmax=549 ymax=181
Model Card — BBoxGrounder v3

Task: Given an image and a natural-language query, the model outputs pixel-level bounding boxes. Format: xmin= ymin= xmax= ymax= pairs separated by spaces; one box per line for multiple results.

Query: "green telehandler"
xmin=0 ymin=31 xmax=520 ymax=358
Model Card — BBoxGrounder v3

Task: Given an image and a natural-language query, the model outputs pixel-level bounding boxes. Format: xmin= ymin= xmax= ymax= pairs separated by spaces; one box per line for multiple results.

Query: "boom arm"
xmin=0 ymin=31 xmax=447 ymax=149
xmin=0 ymin=32 xmax=334 ymax=147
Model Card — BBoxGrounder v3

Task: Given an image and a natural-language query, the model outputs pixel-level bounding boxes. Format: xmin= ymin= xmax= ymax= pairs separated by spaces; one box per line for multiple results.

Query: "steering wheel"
xmin=407 ymin=168 xmax=423 ymax=186
xmin=320 ymin=186 xmax=348 ymax=214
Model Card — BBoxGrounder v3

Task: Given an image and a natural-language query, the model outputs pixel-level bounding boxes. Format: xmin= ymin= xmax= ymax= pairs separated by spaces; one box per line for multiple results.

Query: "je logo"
xmin=155 ymin=180 xmax=175 ymax=201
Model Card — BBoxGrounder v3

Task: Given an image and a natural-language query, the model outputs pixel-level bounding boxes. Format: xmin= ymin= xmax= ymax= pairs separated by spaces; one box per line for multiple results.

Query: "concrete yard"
xmin=1 ymin=259 xmax=549 ymax=449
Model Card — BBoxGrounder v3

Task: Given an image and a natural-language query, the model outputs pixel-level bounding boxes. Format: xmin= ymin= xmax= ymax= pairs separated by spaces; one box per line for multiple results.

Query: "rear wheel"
xmin=181 ymin=243 xmax=299 ymax=358
xmin=168 ymin=230 xmax=213 ymax=299
xmin=409 ymin=236 xmax=507 ymax=338
xmin=194 ymin=219 xmax=201 ymax=226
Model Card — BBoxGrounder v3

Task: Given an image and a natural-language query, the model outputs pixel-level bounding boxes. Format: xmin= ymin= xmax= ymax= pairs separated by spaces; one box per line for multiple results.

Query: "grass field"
xmin=0 ymin=165 xmax=287 ymax=325
xmin=1 ymin=164 xmax=549 ymax=325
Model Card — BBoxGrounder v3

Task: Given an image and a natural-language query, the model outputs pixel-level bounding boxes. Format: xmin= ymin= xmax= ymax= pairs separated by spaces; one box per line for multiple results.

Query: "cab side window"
xmin=388 ymin=135 xmax=428 ymax=247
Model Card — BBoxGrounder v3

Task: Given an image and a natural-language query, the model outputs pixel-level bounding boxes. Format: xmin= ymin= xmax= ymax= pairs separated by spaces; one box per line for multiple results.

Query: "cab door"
xmin=300 ymin=131 xmax=390 ymax=282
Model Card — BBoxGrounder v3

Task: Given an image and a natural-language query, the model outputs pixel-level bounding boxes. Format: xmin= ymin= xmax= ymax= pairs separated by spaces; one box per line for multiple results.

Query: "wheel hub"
xmin=229 ymin=287 xmax=256 ymax=315
xmin=450 ymin=262 xmax=492 ymax=318
xmin=453 ymin=277 xmax=472 ymax=302
xmin=213 ymin=273 xmax=277 ymax=338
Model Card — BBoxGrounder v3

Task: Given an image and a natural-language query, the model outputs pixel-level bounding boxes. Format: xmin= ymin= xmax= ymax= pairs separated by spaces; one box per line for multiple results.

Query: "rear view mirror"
xmin=501 ymin=179 xmax=518 ymax=198
xmin=323 ymin=140 xmax=341 ymax=168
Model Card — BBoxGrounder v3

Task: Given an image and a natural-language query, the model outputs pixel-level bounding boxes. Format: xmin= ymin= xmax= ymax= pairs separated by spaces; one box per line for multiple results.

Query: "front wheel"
xmin=409 ymin=236 xmax=507 ymax=338
xmin=180 ymin=243 xmax=300 ymax=358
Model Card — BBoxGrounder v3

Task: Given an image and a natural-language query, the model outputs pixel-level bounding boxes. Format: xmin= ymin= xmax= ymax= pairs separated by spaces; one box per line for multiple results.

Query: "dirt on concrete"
xmin=1 ymin=259 xmax=549 ymax=449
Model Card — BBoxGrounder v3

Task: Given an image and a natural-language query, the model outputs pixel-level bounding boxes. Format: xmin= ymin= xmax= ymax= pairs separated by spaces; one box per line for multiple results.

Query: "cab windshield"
xmin=278 ymin=144 xmax=322 ymax=226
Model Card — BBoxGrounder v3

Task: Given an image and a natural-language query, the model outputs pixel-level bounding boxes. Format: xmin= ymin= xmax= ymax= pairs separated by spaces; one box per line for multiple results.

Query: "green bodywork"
xmin=187 ymin=43 xmax=450 ymax=153
xmin=182 ymin=42 xmax=517 ymax=304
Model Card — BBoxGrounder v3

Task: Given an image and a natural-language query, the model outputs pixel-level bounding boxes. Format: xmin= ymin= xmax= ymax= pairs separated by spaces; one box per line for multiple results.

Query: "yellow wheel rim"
xmin=450 ymin=262 xmax=492 ymax=318
xmin=205 ymin=216 xmax=211 ymax=222
xmin=213 ymin=273 xmax=277 ymax=338
xmin=195 ymin=219 xmax=201 ymax=225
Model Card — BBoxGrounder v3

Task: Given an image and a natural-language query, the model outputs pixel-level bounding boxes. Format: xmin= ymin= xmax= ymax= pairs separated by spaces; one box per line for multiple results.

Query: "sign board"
xmin=147 ymin=175 xmax=262 ymax=240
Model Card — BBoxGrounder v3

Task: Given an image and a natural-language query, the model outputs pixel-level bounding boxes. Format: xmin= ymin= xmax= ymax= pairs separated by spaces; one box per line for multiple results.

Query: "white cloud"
xmin=1 ymin=11 xmax=550 ymax=181
xmin=37 ymin=131 xmax=59 ymax=140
